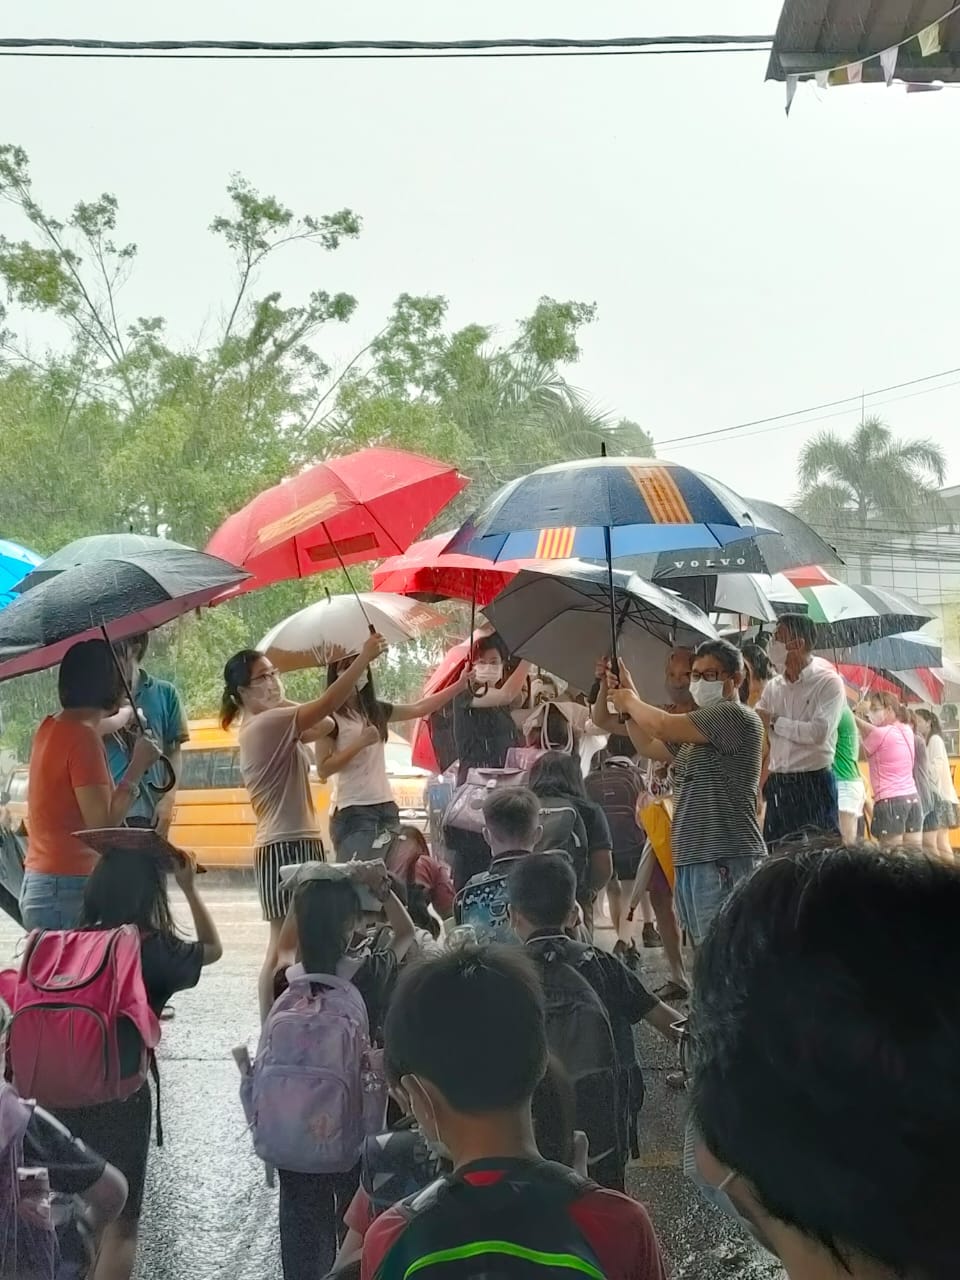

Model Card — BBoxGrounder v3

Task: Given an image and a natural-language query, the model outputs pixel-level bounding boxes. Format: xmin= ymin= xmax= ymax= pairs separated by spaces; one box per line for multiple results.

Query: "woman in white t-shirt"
xmin=221 ymin=632 xmax=387 ymax=1019
xmin=915 ymin=708 xmax=959 ymax=862
xmin=320 ymin=657 xmax=468 ymax=862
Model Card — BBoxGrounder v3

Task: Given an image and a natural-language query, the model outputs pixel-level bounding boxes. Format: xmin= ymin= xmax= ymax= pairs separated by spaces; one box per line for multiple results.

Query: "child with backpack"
xmin=359 ymin=945 xmax=666 ymax=1280
xmin=508 ymin=853 xmax=682 ymax=1192
xmin=383 ymin=826 xmax=454 ymax=932
xmin=453 ymin=788 xmax=542 ymax=943
xmin=247 ymin=861 xmax=416 ymax=1280
xmin=585 ymin=745 xmax=649 ymax=953
xmin=6 ymin=840 xmax=221 ymax=1280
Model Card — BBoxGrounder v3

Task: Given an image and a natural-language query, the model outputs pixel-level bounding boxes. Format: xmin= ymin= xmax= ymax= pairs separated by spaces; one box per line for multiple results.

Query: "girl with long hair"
xmin=914 ymin=708 xmax=958 ymax=861
xmin=63 ymin=847 xmax=221 ymax=1280
xmin=221 ymin=633 xmax=387 ymax=1021
xmin=319 ymin=659 xmax=468 ymax=862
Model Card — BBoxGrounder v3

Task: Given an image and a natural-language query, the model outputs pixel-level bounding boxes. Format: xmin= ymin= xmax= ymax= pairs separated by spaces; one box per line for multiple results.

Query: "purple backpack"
xmin=0 ymin=1082 xmax=57 ymax=1279
xmin=241 ymin=969 xmax=386 ymax=1174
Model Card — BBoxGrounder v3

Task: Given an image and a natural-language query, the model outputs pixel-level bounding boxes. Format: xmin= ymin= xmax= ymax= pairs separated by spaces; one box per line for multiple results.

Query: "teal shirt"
xmin=833 ymin=706 xmax=861 ymax=783
xmin=105 ymin=671 xmax=189 ymax=822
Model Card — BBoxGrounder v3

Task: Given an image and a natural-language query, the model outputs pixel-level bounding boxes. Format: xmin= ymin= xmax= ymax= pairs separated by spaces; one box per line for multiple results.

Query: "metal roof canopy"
xmin=767 ymin=0 xmax=960 ymax=83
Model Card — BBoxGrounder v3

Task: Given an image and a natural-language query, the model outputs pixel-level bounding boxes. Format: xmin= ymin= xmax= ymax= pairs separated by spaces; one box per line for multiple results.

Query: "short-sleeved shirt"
xmin=26 ymin=716 xmax=112 ymax=876
xmin=862 ymin=721 xmax=917 ymax=801
xmin=832 ymin=707 xmax=861 ymax=782
xmin=669 ymin=701 xmax=765 ymax=867
xmin=24 ymin=1107 xmax=106 ymax=1265
xmin=116 ymin=933 xmax=204 ymax=1076
xmin=360 ymin=1160 xmax=666 ymax=1280
xmin=453 ymin=692 xmax=519 ymax=770
xmin=330 ymin=708 xmax=394 ymax=812
xmin=573 ymin=796 xmax=613 ymax=853
xmin=239 ymin=706 xmax=317 ymax=846
xmin=104 ymin=672 xmax=189 ymax=823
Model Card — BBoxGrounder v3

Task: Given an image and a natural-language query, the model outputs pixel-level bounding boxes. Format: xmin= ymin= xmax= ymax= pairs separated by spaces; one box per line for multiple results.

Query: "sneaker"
xmin=642 ymin=922 xmax=662 ymax=948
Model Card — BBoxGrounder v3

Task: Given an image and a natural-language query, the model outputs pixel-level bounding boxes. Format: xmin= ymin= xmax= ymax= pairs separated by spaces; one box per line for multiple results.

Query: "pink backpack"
xmin=8 ymin=926 xmax=161 ymax=1110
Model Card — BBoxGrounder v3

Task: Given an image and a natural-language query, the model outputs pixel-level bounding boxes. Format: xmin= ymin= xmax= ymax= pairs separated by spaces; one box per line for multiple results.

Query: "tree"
xmin=797 ymin=417 xmax=947 ymax=581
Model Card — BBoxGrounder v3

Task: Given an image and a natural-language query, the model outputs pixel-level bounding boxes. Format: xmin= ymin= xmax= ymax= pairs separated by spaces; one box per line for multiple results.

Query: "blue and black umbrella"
xmin=447 ymin=455 xmax=772 ymax=663
xmin=0 ymin=539 xmax=41 ymax=609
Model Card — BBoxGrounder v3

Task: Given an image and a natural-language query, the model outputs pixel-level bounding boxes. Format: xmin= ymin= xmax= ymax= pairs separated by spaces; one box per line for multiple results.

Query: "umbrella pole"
xmin=100 ymin=626 xmax=176 ymax=795
xmin=603 ymin=524 xmax=619 ymax=677
xmin=469 ymin=570 xmax=477 ymax=654
xmin=320 ymin=521 xmax=375 ymax=634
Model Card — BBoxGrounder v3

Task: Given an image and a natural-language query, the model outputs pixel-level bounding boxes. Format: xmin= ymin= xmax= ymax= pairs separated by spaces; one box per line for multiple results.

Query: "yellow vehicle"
xmin=858 ymin=757 xmax=960 ymax=850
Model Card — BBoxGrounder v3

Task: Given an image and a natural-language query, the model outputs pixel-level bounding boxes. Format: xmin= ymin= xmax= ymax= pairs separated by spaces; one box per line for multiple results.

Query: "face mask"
xmin=683 ymin=1122 xmax=775 ymax=1253
xmin=690 ymin=678 xmax=726 ymax=707
xmin=408 ymin=1075 xmax=449 ymax=1158
xmin=474 ymin=663 xmax=502 ymax=685
xmin=767 ymin=640 xmax=788 ymax=671
xmin=869 ymin=709 xmax=886 ymax=726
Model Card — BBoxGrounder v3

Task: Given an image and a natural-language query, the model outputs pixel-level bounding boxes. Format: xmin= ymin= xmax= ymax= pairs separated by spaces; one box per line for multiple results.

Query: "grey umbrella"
xmin=485 ymin=560 xmax=718 ymax=703
xmin=15 ymin=533 xmax=194 ymax=593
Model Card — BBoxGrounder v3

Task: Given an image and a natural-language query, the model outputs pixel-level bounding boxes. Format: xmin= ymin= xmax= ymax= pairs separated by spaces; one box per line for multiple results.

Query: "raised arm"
xmin=174 ymin=858 xmax=223 ymax=966
xmin=74 ymin=735 xmax=162 ymax=830
xmin=469 ymin=660 xmax=531 ymax=709
xmin=294 ymin=633 xmax=388 ymax=736
xmin=315 ymin=724 xmax=381 ymax=780
xmin=390 ymin=671 xmax=470 ymax=722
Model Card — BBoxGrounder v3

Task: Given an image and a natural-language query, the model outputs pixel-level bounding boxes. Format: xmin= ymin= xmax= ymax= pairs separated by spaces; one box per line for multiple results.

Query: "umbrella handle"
xmin=147 ymin=754 xmax=178 ymax=797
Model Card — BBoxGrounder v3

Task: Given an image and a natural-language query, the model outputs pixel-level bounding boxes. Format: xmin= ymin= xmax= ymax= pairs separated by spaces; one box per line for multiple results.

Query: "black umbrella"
xmin=15 ymin=533 xmax=194 ymax=593
xmin=0 ymin=548 xmax=249 ymax=682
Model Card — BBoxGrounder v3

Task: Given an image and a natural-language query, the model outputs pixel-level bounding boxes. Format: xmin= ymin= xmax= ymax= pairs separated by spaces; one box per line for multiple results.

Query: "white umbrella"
xmin=258 ymin=592 xmax=447 ymax=673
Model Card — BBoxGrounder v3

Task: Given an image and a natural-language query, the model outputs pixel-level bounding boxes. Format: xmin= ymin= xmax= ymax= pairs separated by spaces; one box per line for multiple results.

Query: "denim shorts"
xmin=674 ymin=856 xmax=758 ymax=946
xmin=20 ymin=871 xmax=88 ymax=931
xmin=331 ymin=802 xmax=400 ymax=863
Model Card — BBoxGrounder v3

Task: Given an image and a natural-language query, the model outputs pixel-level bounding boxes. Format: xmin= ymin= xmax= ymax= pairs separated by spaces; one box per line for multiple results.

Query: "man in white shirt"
xmin=756 ymin=613 xmax=846 ymax=847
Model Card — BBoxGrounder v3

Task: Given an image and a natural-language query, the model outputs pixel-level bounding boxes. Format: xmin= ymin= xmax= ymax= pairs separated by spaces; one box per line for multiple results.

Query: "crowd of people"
xmin=2 ymin=611 xmax=959 ymax=1280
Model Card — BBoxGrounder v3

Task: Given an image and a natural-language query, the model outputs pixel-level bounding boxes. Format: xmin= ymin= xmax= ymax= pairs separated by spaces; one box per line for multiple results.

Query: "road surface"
xmin=0 ymin=877 xmax=781 ymax=1278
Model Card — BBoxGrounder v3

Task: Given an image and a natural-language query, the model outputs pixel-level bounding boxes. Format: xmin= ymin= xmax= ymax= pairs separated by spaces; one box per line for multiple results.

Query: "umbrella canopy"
xmin=835 ymin=664 xmax=918 ymax=704
xmin=0 ymin=540 xmax=41 ymax=609
xmin=0 ymin=549 xmax=249 ymax=682
xmin=674 ymin=572 xmax=808 ymax=622
xmin=258 ymin=592 xmax=447 ymax=674
xmin=447 ymin=458 xmax=772 ymax=562
xmin=15 ymin=533 xmax=193 ymax=593
xmin=206 ymin=448 xmax=467 ymax=596
xmin=616 ymin=498 xmax=842 ymax=582
xmin=372 ymin=532 xmax=539 ymax=607
xmin=788 ymin=578 xmax=933 ymax=649
xmin=485 ymin=560 xmax=718 ymax=702
xmin=824 ymin=631 xmax=941 ymax=672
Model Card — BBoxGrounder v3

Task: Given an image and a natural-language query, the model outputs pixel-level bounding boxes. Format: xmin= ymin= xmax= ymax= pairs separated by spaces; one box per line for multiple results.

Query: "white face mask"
xmin=474 ymin=662 xmax=502 ymax=686
xmin=690 ymin=677 xmax=726 ymax=707
xmin=767 ymin=640 xmax=788 ymax=671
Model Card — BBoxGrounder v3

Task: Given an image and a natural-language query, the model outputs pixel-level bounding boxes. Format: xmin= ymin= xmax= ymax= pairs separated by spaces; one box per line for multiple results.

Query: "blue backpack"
xmin=453 ymin=856 xmax=522 ymax=943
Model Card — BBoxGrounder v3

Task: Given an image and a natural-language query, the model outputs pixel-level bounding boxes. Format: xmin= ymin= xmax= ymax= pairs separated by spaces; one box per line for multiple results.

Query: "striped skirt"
xmin=255 ymin=837 xmax=325 ymax=922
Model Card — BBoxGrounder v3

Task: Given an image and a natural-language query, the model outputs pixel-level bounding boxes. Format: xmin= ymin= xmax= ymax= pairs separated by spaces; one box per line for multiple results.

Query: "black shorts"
xmin=612 ymin=847 xmax=645 ymax=882
xmin=58 ymin=1082 xmax=152 ymax=1221
xmin=872 ymin=796 xmax=923 ymax=837
xmin=923 ymin=799 xmax=958 ymax=832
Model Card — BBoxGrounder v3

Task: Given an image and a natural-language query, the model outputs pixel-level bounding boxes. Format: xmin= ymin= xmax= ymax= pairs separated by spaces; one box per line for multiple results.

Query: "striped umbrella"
xmin=783 ymin=572 xmax=933 ymax=649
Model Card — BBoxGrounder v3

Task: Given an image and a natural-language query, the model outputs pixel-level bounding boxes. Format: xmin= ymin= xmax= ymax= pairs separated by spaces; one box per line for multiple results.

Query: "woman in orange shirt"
xmin=22 ymin=639 xmax=160 ymax=930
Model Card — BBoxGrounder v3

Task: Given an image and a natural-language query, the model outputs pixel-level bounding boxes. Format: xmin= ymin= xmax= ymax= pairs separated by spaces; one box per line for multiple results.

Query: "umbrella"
xmin=785 ymin=575 xmax=933 ymax=648
xmin=823 ymin=631 xmax=941 ymax=672
xmin=410 ymin=627 xmax=493 ymax=772
xmin=676 ymin=572 xmax=807 ymax=622
xmin=372 ymin=532 xmax=539 ymax=607
xmin=447 ymin=455 xmax=768 ymax=665
xmin=0 ymin=540 xmax=41 ymax=609
xmin=0 ymin=549 xmax=249 ymax=682
xmin=616 ymin=498 xmax=842 ymax=583
xmin=206 ymin=448 xmax=467 ymax=598
xmin=258 ymin=592 xmax=447 ymax=674
xmin=15 ymin=533 xmax=193 ymax=593
xmin=485 ymin=560 xmax=718 ymax=702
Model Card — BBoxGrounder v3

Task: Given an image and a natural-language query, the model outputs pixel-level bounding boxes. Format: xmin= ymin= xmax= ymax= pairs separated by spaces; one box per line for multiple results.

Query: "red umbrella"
xmin=835 ymin=663 xmax=920 ymax=703
xmin=206 ymin=448 xmax=467 ymax=596
xmin=783 ymin=564 xmax=838 ymax=588
xmin=372 ymin=533 xmax=539 ymax=606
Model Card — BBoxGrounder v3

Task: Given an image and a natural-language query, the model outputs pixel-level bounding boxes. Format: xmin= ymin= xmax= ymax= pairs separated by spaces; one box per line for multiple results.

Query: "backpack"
xmin=360 ymin=1116 xmax=443 ymax=1217
xmin=585 ymin=760 xmax=645 ymax=863
xmin=241 ymin=970 xmax=386 ymax=1174
xmin=373 ymin=1160 xmax=606 ymax=1280
xmin=453 ymin=858 xmax=520 ymax=944
xmin=443 ymin=768 xmax=526 ymax=836
xmin=0 ymin=1082 xmax=57 ymax=1280
xmin=8 ymin=927 xmax=160 ymax=1111
xmin=525 ymin=938 xmax=622 ymax=1184
xmin=534 ymin=804 xmax=587 ymax=890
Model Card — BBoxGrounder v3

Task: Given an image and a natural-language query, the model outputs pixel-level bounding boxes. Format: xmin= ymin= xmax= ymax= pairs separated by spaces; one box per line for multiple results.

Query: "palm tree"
xmin=797 ymin=417 xmax=947 ymax=581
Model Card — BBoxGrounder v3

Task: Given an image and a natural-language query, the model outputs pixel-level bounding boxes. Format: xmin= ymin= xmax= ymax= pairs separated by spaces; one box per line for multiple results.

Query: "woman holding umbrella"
xmin=23 ymin=639 xmax=162 ymax=931
xmin=221 ymin=632 xmax=387 ymax=1021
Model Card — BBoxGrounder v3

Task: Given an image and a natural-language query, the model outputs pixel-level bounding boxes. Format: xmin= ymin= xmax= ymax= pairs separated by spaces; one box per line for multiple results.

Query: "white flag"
xmin=847 ymin=61 xmax=863 ymax=84
xmin=918 ymin=22 xmax=941 ymax=56
xmin=880 ymin=45 xmax=898 ymax=85
xmin=815 ymin=69 xmax=830 ymax=88
xmin=785 ymin=74 xmax=799 ymax=114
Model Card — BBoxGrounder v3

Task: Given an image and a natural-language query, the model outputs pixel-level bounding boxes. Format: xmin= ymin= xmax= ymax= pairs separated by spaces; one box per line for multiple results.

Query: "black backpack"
xmin=534 ymin=803 xmax=588 ymax=892
xmin=372 ymin=1159 xmax=607 ymax=1280
xmin=585 ymin=761 xmax=645 ymax=862
xmin=525 ymin=938 xmax=622 ymax=1186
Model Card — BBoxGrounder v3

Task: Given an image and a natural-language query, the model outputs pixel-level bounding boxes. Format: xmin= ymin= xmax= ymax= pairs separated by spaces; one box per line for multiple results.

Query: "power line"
xmin=657 ymin=366 xmax=960 ymax=449
xmin=0 ymin=46 xmax=773 ymax=61
xmin=0 ymin=34 xmax=774 ymax=53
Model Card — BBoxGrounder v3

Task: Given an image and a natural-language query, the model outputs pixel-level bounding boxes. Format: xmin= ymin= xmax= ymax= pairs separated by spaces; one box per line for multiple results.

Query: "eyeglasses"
xmin=691 ymin=669 xmax=724 ymax=683
xmin=248 ymin=668 xmax=281 ymax=686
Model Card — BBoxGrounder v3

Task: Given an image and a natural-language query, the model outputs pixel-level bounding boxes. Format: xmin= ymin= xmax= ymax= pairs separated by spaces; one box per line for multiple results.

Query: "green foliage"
xmin=0 ymin=144 xmax=651 ymax=757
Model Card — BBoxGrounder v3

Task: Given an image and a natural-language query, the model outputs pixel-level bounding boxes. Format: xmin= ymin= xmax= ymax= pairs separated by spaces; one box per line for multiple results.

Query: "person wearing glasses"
xmin=605 ymin=639 xmax=765 ymax=948
xmin=221 ymin=634 xmax=388 ymax=1020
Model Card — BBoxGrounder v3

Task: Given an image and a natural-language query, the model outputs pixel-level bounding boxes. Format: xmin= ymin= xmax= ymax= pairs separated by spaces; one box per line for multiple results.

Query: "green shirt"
xmin=833 ymin=706 xmax=861 ymax=782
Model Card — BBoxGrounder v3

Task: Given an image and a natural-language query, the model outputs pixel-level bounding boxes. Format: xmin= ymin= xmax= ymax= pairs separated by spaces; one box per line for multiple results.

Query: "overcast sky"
xmin=2 ymin=0 xmax=958 ymax=506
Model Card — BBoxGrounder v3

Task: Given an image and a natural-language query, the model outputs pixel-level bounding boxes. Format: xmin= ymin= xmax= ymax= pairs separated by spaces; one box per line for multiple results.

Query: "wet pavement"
xmin=0 ymin=879 xmax=782 ymax=1278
